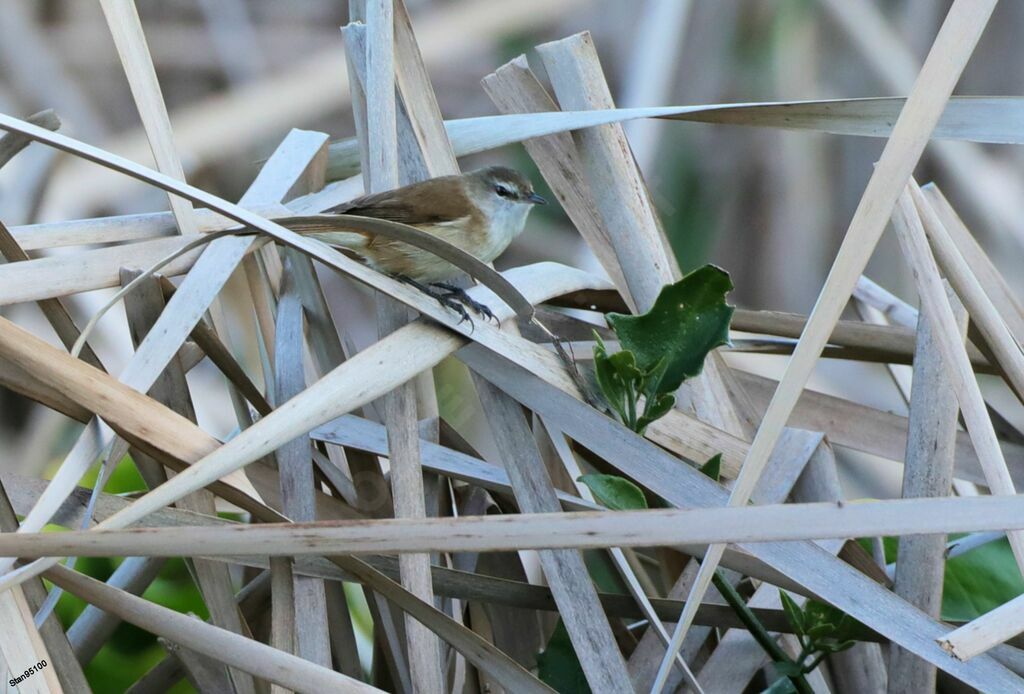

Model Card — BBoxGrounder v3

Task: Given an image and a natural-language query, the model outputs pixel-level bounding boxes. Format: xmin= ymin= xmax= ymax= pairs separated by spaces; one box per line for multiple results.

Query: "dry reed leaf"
xmin=0 ymin=234 xmax=205 ymax=305
xmin=2 ymin=473 xmax=795 ymax=635
xmin=735 ymin=370 xmax=1024 ymax=486
xmin=16 ymin=97 xmax=1024 ymax=251
xmin=909 ymin=180 xmax=1024 ymax=400
xmin=99 ymin=0 xmax=198 ymax=235
xmin=272 ymin=266 xmax=331 ymax=667
xmin=323 ymin=96 xmax=1024 ymax=179
xmin=6 ymin=496 xmax=1024 ymax=558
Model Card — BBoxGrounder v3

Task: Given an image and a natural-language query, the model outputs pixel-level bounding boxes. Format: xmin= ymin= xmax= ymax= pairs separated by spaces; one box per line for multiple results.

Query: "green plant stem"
xmin=795 ymin=641 xmax=811 ymax=664
xmin=639 ymin=395 xmax=654 ymax=428
xmin=711 ymin=572 xmax=814 ymax=694
xmin=802 ymin=652 xmax=828 ymax=674
xmin=625 ymin=381 xmax=638 ymax=431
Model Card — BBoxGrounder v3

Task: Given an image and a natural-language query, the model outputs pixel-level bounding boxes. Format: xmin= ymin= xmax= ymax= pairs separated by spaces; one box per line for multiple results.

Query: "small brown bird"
xmin=307 ymin=166 xmax=546 ymax=321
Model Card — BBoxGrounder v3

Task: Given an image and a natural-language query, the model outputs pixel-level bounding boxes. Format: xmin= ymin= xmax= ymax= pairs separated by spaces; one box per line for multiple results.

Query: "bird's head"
xmin=465 ymin=166 xmax=547 ymax=223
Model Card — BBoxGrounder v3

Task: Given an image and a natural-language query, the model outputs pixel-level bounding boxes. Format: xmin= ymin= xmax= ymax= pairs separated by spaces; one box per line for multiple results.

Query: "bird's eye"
xmin=495 ymin=185 xmax=513 ymax=198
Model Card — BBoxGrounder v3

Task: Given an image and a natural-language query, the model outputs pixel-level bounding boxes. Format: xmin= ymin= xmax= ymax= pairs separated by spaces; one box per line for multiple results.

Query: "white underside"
xmin=475 ymin=201 xmax=531 ymax=262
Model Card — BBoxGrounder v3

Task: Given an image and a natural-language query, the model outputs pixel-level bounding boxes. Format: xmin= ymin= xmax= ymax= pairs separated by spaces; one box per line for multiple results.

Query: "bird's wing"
xmin=322 ymin=176 xmax=481 ymax=227
xmin=274 ymin=215 xmax=369 ymax=249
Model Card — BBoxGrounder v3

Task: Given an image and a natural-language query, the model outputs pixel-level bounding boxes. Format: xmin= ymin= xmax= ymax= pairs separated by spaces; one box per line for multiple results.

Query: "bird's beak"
xmin=527 ymin=192 xmax=547 ymax=205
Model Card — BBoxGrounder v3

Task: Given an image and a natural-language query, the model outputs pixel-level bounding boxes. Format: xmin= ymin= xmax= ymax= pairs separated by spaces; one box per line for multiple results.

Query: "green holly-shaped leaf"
xmin=607 ymin=265 xmax=734 ymax=396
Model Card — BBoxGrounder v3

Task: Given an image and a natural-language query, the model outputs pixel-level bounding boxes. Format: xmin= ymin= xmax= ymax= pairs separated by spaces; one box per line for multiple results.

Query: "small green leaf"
xmin=803 ymin=599 xmax=832 ymax=623
xmin=607 ymin=265 xmax=734 ymax=395
xmin=636 ymin=393 xmax=676 ymax=433
xmin=816 ymin=639 xmax=857 ymax=654
xmin=578 ymin=474 xmax=648 ymax=511
xmin=700 ymin=453 xmax=722 ymax=482
xmin=537 ymin=621 xmax=591 ymax=694
xmin=592 ymin=335 xmax=628 ymax=421
xmin=806 ymin=623 xmax=834 ymax=641
xmin=639 ymin=355 xmax=670 ymax=400
xmin=803 ymin=600 xmax=872 ymax=642
xmin=779 ymin=592 xmax=806 ymax=636
xmin=607 ymin=349 xmax=643 ymax=383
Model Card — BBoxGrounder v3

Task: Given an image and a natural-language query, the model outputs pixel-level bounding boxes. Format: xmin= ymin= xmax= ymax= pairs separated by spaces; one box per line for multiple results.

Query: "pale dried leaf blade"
xmin=325 ymin=96 xmax=1024 ymax=177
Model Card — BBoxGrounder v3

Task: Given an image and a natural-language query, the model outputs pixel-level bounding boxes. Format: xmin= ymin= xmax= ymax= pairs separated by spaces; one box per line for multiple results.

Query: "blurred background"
xmin=0 ymin=0 xmax=1023 ymax=685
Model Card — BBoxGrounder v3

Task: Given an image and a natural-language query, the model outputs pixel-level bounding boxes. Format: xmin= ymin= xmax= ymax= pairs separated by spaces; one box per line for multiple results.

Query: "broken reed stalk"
xmin=888 ymin=285 xmax=966 ymax=691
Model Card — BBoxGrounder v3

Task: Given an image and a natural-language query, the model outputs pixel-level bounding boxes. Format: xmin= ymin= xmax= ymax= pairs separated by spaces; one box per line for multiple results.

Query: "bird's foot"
xmin=394 ymin=275 xmax=473 ymax=325
xmin=434 ymin=292 xmax=473 ymax=325
xmin=430 ymin=283 xmax=498 ymax=324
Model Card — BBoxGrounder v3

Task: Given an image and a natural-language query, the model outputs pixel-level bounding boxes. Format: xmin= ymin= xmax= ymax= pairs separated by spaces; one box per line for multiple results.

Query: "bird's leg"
xmin=429 ymin=282 xmax=498 ymax=323
xmin=393 ymin=275 xmax=472 ymax=325
xmin=432 ymin=283 xmax=498 ymax=323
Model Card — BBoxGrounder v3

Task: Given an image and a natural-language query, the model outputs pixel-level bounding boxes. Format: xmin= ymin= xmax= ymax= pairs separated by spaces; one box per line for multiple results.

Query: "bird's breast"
xmin=476 ymin=204 xmax=530 ymax=262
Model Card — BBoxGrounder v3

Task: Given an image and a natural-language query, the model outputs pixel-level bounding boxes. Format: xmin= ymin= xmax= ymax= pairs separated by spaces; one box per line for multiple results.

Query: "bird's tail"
xmin=273 ymin=215 xmax=370 ymax=249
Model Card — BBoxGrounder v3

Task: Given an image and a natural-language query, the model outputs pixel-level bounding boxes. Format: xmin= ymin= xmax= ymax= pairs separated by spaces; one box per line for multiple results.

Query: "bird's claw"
xmin=460 ymin=296 xmax=498 ymax=324
xmin=393 ymin=275 xmax=496 ymax=330
xmin=434 ymin=294 xmax=472 ymax=326
xmin=431 ymin=283 xmax=499 ymax=325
